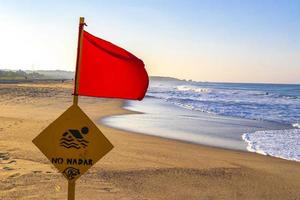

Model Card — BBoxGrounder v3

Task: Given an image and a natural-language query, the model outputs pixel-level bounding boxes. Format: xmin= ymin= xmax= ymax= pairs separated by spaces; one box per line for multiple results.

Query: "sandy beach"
xmin=0 ymin=82 xmax=299 ymax=200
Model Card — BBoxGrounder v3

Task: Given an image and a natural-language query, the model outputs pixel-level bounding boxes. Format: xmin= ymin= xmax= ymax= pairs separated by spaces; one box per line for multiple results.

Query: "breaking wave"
xmin=242 ymin=129 xmax=300 ymax=161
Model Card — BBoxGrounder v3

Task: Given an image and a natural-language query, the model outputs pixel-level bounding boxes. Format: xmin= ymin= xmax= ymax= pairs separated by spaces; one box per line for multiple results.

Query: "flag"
xmin=78 ymin=31 xmax=149 ymax=100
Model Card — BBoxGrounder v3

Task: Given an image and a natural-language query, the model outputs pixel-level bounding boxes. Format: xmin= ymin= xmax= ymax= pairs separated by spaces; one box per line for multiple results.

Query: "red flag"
xmin=78 ymin=31 xmax=149 ymax=100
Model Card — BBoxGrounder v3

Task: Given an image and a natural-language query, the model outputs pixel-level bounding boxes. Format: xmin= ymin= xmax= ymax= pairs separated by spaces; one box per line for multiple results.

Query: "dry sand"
xmin=0 ymin=82 xmax=299 ymax=200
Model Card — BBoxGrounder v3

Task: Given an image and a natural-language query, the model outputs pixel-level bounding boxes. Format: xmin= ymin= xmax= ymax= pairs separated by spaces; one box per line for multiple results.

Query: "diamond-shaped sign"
xmin=32 ymin=104 xmax=113 ymax=181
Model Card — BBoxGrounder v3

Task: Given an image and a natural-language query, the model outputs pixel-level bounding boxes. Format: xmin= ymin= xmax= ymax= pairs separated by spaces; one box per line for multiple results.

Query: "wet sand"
xmin=0 ymin=82 xmax=299 ymax=199
xmin=102 ymin=97 xmax=291 ymax=151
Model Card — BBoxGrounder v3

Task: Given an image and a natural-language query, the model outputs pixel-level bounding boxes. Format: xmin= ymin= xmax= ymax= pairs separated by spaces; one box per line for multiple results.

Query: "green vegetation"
xmin=0 ymin=70 xmax=45 ymax=80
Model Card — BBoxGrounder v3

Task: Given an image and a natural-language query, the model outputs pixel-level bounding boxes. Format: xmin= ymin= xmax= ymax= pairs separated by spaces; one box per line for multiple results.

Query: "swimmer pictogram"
xmin=60 ymin=127 xmax=89 ymax=149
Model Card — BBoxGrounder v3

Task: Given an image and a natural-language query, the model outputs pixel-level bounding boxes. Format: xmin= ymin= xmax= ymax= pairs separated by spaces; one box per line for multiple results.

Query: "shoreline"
xmin=100 ymin=98 xmax=300 ymax=163
xmin=93 ymin=97 xmax=297 ymax=164
xmin=101 ymin=97 xmax=291 ymax=153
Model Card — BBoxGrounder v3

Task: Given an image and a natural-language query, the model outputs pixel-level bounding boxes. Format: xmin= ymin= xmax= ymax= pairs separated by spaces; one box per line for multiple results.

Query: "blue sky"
xmin=0 ymin=0 xmax=299 ymax=83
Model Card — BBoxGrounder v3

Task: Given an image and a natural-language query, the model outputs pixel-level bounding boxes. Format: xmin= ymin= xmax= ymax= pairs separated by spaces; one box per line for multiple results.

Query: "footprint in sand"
xmin=8 ymin=173 xmax=21 ymax=179
xmin=0 ymin=152 xmax=17 ymax=172
xmin=7 ymin=160 xmax=16 ymax=164
xmin=0 ymin=152 xmax=10 ymax=161
xmin=32 ymin=170 xmax=42 ymax=174
xmin=3 ymin=166 xmax=14 ymax=171
xmin=100 ymin=187 xmax=114 ymax=192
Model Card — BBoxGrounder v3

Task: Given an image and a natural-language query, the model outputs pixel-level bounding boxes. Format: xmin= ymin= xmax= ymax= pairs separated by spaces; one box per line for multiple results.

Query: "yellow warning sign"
xmin=32 ymin=104 xmax=113 ymax=181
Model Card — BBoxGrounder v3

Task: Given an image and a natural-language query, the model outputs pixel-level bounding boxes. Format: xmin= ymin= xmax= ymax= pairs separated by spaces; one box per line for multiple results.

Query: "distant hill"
xmin=0 ymin=70 xmax=45 ymax=80
xmin=26 ymin=70 xmax=74 ymax=79
xmin=150 ymin=76 xmax=182 ymax=82
xmin=0 ymin=69 xmax=74 ymax=81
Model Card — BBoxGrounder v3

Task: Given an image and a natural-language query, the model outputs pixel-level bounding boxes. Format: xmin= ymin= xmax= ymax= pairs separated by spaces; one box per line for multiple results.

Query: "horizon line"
xmin=0 ymin=68 xmax=299 ymax=85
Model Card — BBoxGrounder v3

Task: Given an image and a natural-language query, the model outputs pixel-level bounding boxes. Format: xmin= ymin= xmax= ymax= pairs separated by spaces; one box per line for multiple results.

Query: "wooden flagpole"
xmin=69 ymin=17 xmax=85 ymax=200
xmin=73 ymin=17 xmax=85 ymax=106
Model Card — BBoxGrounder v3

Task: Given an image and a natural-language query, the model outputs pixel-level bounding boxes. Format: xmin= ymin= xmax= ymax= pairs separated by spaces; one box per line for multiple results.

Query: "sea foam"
xmin=242 ymin=129 xmax=300 ymax=162
xmin=293 ymin=123 xmax=300 ymax=128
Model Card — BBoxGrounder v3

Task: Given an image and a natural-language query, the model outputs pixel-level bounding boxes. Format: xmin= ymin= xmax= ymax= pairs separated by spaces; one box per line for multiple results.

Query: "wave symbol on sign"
xmin=60 ymin=127 xmax=89 ymax=149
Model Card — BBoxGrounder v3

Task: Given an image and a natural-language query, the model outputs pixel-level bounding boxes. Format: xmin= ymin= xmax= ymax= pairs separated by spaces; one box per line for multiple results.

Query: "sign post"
xmin=68 ymin=16 xmax=84 ymax=200
xmin=68 ymin=181 xmax=76 ymax=200
xmin=32 ymin=17 xmax=114 ymax=200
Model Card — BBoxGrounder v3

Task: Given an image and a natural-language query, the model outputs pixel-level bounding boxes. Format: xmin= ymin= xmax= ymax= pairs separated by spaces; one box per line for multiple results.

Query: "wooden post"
xmin=73 ymin=17 xmax=85 ymax=105
xmin=68 ymin=17 xmax=85 ymax=200
xmin=68 ymin=181 xmax=76 ymax=200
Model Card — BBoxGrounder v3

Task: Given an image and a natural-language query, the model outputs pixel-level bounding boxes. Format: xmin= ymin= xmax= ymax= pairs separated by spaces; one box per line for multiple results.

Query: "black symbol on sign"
xmin=60 ymin=127 xmax=89 ymax=149
xmin=63 ymin=167 xmax=80 ymax=180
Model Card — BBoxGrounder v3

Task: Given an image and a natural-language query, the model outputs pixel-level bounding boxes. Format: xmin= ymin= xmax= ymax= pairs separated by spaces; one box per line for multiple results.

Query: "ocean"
xmin=103 ymin=77 xmax=300 ymax=162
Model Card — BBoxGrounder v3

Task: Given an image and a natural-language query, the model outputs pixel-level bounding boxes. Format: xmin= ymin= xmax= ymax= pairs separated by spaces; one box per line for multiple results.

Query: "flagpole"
xmin=73 ymin=17 xmax=85 ymax=105
xmin=68 ymin=17 xmax=85 ymax=200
